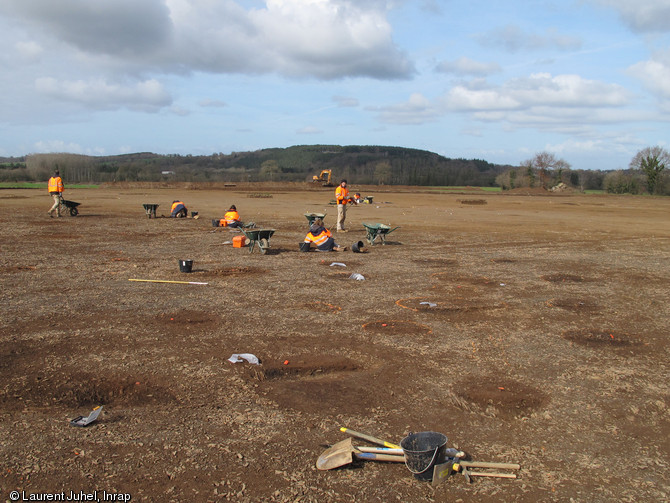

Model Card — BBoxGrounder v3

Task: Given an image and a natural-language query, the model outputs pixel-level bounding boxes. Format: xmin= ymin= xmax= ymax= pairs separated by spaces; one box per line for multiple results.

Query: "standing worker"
xmin=47 ymin=170 xmax=64 ymax=218
xmin=335 ymin=179 xmax=355 ymax=232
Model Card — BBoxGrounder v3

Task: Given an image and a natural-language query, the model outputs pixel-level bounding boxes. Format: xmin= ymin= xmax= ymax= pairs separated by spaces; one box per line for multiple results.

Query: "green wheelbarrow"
xmin=238 ymin=228 xmax=276 ymax=254
xmin=362 ymin=222 xmax=400 ymax=245
xmin=304 ymin=212 xmax=326 ymax=227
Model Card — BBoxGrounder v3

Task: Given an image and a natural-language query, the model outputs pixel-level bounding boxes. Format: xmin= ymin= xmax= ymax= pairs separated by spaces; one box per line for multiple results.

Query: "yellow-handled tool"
xmin=129 ymin=278 xmax=208 ymax=285
xmin=339 ymin=427 xmax=401 ymax=449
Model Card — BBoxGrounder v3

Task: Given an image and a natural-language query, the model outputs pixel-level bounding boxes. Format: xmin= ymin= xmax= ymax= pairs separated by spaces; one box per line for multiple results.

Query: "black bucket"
xmin=352 ymin=240 xmax=365 ymax=253
xmin=178 ymin=259 xmax=193 ymax=273
xmin=299 ymin=242 xmax=311 ymax=252
xmin=212 ymin=219 xmax=219 ymax=227
xmin=400 ymin=431 xmax=448 ymax=481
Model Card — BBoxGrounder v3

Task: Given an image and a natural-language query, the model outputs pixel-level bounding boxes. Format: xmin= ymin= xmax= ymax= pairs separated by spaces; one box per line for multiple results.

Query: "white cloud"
xmin=199 ymin=99 xmax=227 ymax=108
xmin=590 ymin=0 xmax=670 ymax=33
xmin=333 ymin=95 xmax=359 ymax=107
xmin=436 ymin=57 xmax=501 ymax=76
xmin=35 ymin=77 xmax=172 ymax=112
xmin=1 ymin=0 xmax=172 ymax=57
xmin=372 ymin=73 xmax=631 ymax=130
xmin=170 ymin=106 xmax=190 ymax=116
xmin=628 ymin=55 xmax=670 ymax=101
xmin=371 ymin=92 xmax=441 ymax=125
xmin=461 ymin=128 xmax=483 ymax=137
xmin=445 ymin=73 xmax=629 ymax=111
xmin=475 ymin=25 xmax=582 ymax=53
xmin=0 ymin=0 xmax=413 ymax=80
xmin=297 ymin=125 xmax=323 ymax=134
xmin=33 ymin=139 xmax=85 ymax=153
xmin=15 ymin=40 xmax=43 ymax=62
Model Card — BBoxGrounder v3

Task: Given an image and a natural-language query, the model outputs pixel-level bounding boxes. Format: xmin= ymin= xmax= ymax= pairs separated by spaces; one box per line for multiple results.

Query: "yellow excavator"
xmin=312 ymin=169 xmax=334 ymax=187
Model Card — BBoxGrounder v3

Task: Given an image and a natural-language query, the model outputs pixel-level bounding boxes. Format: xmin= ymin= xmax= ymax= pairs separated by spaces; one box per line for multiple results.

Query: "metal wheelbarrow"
xmin=304 ymin=212 xmax=326 ymax=227
xmin=362 ymin=222 xmax=400 ymax=245
xmin=142 ymin=203 xmax=159 ymax=218
xmin=238 ymin=228 xmax=276 ymax=254
xmin=61 ymin=198 xmax=81 ymax=217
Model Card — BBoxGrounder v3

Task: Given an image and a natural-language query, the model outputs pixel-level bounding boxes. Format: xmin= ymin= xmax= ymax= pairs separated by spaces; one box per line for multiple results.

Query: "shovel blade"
xmin=432 ymin=461 xmax=454 ymax=487
xmin=316 ymin=438 xmax=355 ymax=471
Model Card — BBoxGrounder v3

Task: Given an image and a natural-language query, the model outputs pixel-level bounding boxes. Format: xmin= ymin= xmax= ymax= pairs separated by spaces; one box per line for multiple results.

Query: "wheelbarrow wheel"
xmin=69 ymin=207 xmax=79 ymax=217
xmin=259 ymin=237 xmax=269 ymax=254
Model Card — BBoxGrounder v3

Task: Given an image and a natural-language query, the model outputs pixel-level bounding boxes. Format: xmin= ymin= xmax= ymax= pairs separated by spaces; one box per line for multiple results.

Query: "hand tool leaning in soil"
xmin=432 ymin=459 xmax=521 ymax=486
xmin=316 ymin=438 xmax=405 ymax=470
xmin=339 ymin=427 xmax=401 ymax=449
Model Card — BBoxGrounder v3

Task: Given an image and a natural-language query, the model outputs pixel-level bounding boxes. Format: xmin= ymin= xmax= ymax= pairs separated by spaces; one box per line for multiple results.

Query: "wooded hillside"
xmin=0 ymin=145 xmax=510 ymax=186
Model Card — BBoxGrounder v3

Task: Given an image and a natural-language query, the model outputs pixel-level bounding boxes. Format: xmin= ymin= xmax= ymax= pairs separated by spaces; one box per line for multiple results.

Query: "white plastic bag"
xmin=228 ymin=353 xmax=260 ymax=365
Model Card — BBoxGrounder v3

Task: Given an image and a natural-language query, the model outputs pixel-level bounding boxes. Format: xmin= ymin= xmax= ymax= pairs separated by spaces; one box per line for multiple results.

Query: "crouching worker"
xmin=170 ymin=200 xmax=188 ymax=218
xmin=224 ymin=205 xmax=242 ymax=228
xmin=304 ymin=219 xmax=344 ymax=251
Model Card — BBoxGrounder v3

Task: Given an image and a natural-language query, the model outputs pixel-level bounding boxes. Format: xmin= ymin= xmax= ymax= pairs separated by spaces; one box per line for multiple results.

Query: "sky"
xmin=0 ymin=0 xmax=669 ymax=171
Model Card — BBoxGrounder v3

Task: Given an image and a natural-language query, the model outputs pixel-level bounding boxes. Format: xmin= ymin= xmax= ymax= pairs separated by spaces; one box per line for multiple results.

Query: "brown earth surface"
xmin=1 ymin=184 xmax=669 ymax=502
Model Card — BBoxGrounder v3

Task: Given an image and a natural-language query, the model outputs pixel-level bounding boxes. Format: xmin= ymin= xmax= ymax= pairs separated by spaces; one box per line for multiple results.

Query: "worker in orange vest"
xmin=303 ymin=218 xmax=344 ymax=251
xmin=223 ymin=205 xmax=242 ymax=227
xmin=47 ymin=170 xmax=64 ymax=217
xmin=170 ymin=200 xmax=188 ymax=218
xmin=335 ymin=179 xmax=355 ymax=232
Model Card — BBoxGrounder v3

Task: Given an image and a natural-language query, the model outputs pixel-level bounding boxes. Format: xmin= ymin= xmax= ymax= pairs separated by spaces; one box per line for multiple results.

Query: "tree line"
xmin=495 ymin=148 xmax=669 ymax=195
xmin=0 ymin=144 xmax=667 ymax=194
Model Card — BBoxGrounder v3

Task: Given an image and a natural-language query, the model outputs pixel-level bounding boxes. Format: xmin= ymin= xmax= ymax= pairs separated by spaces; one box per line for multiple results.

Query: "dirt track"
xmin=1 ymin=184 xmax=669 ymax=502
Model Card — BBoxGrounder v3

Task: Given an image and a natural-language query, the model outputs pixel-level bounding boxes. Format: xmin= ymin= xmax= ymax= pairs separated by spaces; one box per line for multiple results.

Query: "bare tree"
xmin=523 ymin=151 xmax=570 ymax=189
xmin=629 ymin=146 xmax=669 ymax=195
xmin=260 ymin=160 xmax=280 ymax=181
xmin=374 ymin=161 xmax=391 ymax=185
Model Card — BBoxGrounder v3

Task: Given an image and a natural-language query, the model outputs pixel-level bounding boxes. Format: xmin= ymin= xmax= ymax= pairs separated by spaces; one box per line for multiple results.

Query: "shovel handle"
xmin=354 ymin=452 xmax=405 ymax=462
xmin=460 ymin=461 xmax=520 ymax=470
xmin=467 ymin=472 xmax=517 ymax=479
xmin=356 ymin=446 xmax=404 ymax=455
xmin=340 ymin=427 xmax=401 ymax=449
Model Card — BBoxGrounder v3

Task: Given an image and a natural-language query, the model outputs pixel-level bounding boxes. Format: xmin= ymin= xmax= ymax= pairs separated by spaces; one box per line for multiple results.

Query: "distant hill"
xmin=2 ymin=145 xmax=514 ymax=186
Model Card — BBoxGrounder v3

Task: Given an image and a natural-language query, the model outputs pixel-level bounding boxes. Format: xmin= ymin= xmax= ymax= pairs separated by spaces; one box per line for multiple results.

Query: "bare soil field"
xmin=1 ymin=183 xmax=669 ymax=502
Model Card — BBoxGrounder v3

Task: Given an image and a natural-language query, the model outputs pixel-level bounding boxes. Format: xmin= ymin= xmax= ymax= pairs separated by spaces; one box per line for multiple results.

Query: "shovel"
xmin=432 ymin=459 xmax=520 ymax=486
xmin=316 ymin=438 xmax=405 ymax=470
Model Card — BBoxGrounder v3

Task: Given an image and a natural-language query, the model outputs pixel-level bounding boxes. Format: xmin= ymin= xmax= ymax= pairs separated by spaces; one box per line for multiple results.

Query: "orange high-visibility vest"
xmin=224 ymin=210 xmax=240 ymax=224
xmin=304 ymin=228 xmax=332 ymax=247
xmin=171 ymin=201 xmax=184 ymax=212
xmin=48 ymin=176 xmax=64 ymax=194
xmin=335 ymin=186 xmax=349 ymax=205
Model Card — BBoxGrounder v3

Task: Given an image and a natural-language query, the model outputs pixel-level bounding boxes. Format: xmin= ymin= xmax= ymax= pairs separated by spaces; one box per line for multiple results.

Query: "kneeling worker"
xmin=223 ymin=205 xmax=242 ymax=228
xmin=170 ymin=200 xmax=188 ymax=218
xmin=304 ymin=219 xmax=344 ymax=252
